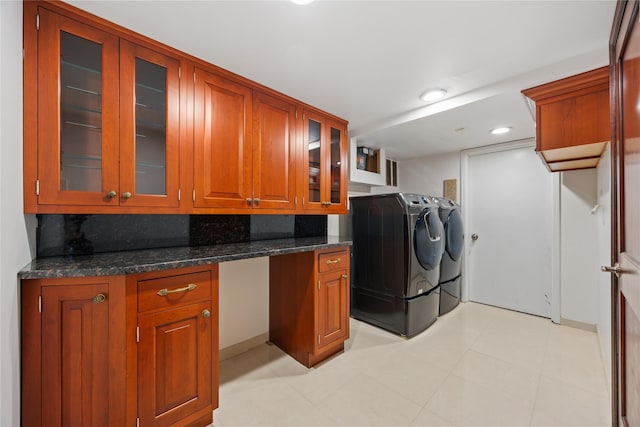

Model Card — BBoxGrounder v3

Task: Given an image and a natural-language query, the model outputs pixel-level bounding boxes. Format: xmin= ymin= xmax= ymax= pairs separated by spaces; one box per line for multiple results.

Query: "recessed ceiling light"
xmin=419 ymin=89 xmax=447 ymax=102
xmin=490 ymin=127 xmax=511 ymax=135
xmin=290 ymin=0 xmax=315 ymax=4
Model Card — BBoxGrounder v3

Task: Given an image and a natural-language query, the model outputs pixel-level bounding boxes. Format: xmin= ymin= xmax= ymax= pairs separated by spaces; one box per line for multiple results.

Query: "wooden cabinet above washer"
xmin=522 ymin=66 xmax=610 ymax=172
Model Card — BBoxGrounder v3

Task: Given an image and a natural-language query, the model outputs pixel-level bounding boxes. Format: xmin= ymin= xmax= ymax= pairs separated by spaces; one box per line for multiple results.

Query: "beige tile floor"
xmin=214 ymin=302 xmax=611 ymax=426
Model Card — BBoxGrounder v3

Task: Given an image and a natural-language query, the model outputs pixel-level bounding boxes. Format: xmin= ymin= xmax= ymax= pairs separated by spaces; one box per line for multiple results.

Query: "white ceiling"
xmin=69 ymin=0 xmax=616 ymax=160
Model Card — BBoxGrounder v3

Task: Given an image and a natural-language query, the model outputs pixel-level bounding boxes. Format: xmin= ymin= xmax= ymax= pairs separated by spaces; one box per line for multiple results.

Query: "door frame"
xmin=460 ymin=138 xmax=561 ymax=323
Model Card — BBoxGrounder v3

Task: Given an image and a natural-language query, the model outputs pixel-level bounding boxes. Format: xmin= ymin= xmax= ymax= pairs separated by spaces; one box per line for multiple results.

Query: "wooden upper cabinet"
xmin=522 ymin=66 xmax=610 ymax=172
xmin=252 ymin=90 xmax=297 ymax=210
xmin=25 ymin=3 xmax=182 ymax=213
xmin=24 ymin=1 xmax=349 ymax=215
xmin=301 ymin=110 xmax=348 ymax=213
xmin=193 ymin=67 xmax=297 ymax=212
xmin=193 ymin=66 xmax=253 ymax=210
xmin=119 ymin=40 xmax=181 ymax=208
xmin=35 ymin=8 xmax=120 ymax=207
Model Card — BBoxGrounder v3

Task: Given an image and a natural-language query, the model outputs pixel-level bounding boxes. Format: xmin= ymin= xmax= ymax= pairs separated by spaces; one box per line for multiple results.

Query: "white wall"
xmin=399 ymin=151 xmax=461 ymax=199
xmin=560 ymin=169 xmax=600 ymax=325
xmin=1 ymin=2 xmax=37 ymax=425
xmin=596 ymin=146 xmax=612 ymax=386
xmin=218 ymin=258 xmax=269 ymax=349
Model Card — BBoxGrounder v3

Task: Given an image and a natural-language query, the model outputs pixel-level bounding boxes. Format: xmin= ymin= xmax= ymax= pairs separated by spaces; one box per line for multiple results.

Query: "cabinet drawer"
xmin=138 ymin=270 xmax=212 ymax=312
xmin=318 ymin=250 xmax=348 ymax=273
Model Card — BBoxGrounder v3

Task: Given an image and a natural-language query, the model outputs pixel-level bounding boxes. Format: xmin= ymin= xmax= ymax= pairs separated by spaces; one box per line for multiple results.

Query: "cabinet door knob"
xmin=122 ymin=192 xmax=132 ymax=199
xmin=246 ymin=198 xmax=253 ymax=205
xmin=92 ymin=294 xmax=106 ymax=304
xmin=342 ymin=274 xmax=348 ymax=280
xmin=106 ymin=190 xmax=117 ymax=199
xmin=254 ymin=198 xmax=260 ymax=206
xmin=202 ymin=309 xmax=211 ymax=318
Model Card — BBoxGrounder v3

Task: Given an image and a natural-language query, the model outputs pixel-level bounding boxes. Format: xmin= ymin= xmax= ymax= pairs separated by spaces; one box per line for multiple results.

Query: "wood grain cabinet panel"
xmin=269 ymin=248 xmax=350 ymax=367
xmin=522 ymin=66 xmax=610 ymax=172
xmin=137 ymin=301 xmax=214 ymax=427
xmin=193 ymin=69 xmax=298 ymax=212
xmin=193 ymin=67 xmax=253 ymax=210
xmin=21 ymin=276 xmax=127 ymax=427
xmin=131 ymin=265 xmax=219 ymax=427
xmin=252 ymin=90 xmax=297 ymax=210
xmin=317 ymin=269 xmax=350 ymax=352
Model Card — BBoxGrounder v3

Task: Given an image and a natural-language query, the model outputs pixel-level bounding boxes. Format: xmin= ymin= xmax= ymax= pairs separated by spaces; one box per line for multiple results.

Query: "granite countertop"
xmin=19 ymin=236 xmax=352 ymax=279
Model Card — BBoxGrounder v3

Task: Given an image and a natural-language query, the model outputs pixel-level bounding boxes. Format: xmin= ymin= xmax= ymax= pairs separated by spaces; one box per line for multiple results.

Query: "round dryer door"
xmin=414 ymin=208 xmax=445 ymax=271
xmin=445 ymin=209 xmax=464 ymax=261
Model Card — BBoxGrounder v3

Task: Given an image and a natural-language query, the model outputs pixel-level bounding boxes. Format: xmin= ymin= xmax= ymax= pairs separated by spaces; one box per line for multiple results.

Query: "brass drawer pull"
xmin=92 ymin=294 xmax=106 ymax=304
xmin=325 ymin=258 xmax=341 ymax=265
xmin=157 ymin=283 xmax=197 ymax=297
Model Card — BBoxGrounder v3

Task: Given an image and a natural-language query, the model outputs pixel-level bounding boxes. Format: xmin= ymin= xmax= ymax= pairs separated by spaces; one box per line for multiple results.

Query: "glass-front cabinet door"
xmin=35 ymin=9 xmax=180 ymax=209
xmin=119 ymin=40 xmax=180 ymax=208
xmin=302 ymin=110 xmax=347 ymax=212
xmin=327 ymin=119 xmax=347 ymax=211
xmin=37 ymin=9 xmax=119 ymax=206
xmin=305 ymin=111 xmax=323 ymax=209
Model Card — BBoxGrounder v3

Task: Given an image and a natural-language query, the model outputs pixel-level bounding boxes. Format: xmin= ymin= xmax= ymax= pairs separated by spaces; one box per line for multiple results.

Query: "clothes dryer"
xmin=434 ymin=197 xmax=464 ymax=315
xmin=350 ymin=193 xmax=445 ymax=337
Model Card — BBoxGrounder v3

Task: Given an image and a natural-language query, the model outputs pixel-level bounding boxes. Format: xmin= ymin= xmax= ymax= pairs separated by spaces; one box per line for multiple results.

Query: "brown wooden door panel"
xmin=37 ymin=8 xmax=120 ymax=206
xmin=316 ymin=269 xmax=349 ymax=352
xmin=252 ymin=91 xmax=297 ymax=210
xmin=41 ymin=283 xmax=112 ymax=427
xmin=612 ymin=2 xmax=640 ymax=425
xmin=194 ymin=67 xmax=252 ymax=209
xmin=138 ymin=301 xmax=213 ymax=427
xmin=119 ymin=40 xmax=181 ymax=208
xmin=619 ymin=6 xmax=640 ymax=424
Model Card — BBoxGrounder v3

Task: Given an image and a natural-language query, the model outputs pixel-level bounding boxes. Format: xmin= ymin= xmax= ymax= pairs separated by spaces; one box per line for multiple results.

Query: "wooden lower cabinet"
xmin=269 ymin=248 xmax=350 ymax=367
xmin=21 ymin=247 xmax=351 ymax=425
xmin=130 ymin=266 xmax=218 ymax=427
xmin=21 ymin=265 xmax=218 ymax=427
xmin=21 ymin=275 xmax=127 ymax=427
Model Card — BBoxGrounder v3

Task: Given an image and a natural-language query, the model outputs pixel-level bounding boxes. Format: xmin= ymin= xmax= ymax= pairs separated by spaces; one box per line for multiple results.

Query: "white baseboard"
xmin=559 ymin=317 xmax=596 ymax=332
xmin=595 ymin=324 xmax=612 ymax=399
xmin=219 ymin=332 xmax=269 ymax=361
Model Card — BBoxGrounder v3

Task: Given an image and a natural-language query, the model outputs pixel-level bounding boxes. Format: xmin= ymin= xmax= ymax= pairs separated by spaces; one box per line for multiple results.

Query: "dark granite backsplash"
xmin=37 ymin=214 xmax=327 ymax=258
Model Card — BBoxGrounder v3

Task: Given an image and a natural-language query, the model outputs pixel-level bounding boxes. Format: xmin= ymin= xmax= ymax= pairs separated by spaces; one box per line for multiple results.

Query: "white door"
xmin=463 ymin=141 xmax=555 ymax=318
